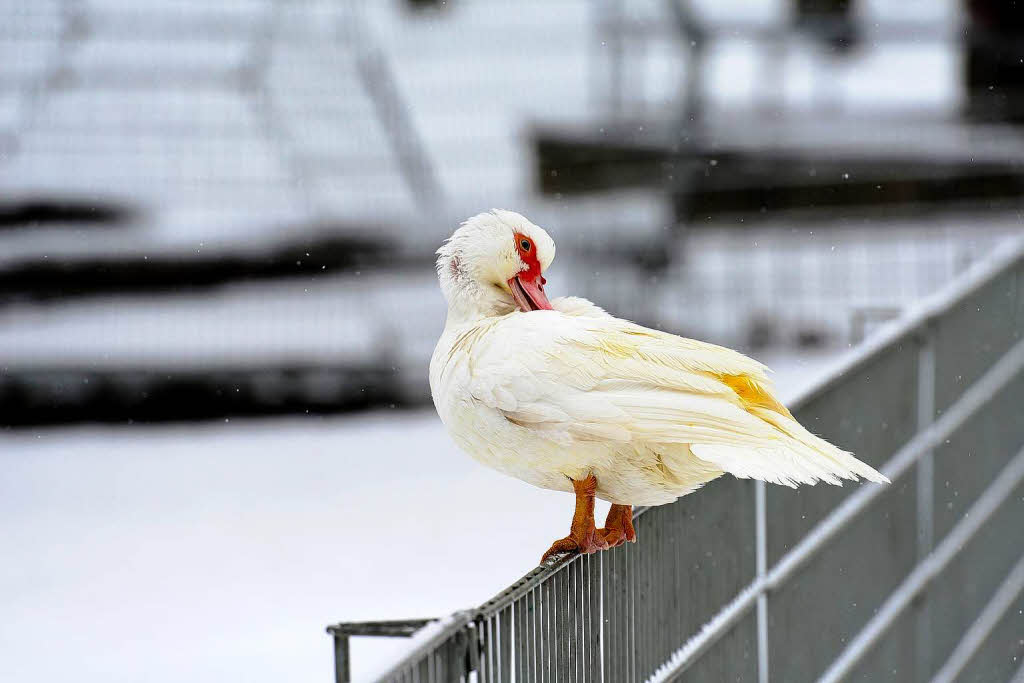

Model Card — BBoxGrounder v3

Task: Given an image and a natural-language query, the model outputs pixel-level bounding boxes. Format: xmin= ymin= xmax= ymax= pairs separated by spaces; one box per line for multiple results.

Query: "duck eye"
xmin=520 ymin=239 xmax=531 ymax=251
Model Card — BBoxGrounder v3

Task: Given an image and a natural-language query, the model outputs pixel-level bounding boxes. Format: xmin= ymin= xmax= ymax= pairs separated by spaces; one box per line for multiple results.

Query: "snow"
xmin=0 ymin=411 xmax=586 ymax=682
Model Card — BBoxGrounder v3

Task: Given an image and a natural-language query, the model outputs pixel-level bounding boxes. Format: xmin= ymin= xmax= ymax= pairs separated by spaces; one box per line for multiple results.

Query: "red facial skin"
xmin=507 ymin=233 xmax=553 ymax=311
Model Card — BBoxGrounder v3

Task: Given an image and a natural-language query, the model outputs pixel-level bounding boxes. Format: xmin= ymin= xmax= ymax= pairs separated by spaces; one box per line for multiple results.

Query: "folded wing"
xmin=466 ymin=306 xmax=888 ymax=488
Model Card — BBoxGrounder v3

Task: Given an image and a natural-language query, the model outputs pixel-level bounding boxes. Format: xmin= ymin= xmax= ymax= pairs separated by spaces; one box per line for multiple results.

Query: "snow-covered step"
xmin=73 ymin=39 xmax=250 ymax=73
xmin=0 ymin=271 xmax=442 ymax=424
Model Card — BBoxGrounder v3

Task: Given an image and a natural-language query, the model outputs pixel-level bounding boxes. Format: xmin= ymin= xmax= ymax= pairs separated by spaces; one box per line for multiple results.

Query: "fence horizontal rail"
xmin=819 ymin=446 xmax=1024 ymax=683
xmin=929 ymin=552 xmax=1024 ymax=683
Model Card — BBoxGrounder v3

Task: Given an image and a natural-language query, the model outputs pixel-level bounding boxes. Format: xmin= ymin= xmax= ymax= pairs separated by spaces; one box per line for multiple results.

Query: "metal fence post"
xmin=332 ymin=632 xmax=350 ymax=683
xmin=755 ymin=480 xmax=769 ymax=683
xmin=915 ymin=322 xmax=936 ymax=680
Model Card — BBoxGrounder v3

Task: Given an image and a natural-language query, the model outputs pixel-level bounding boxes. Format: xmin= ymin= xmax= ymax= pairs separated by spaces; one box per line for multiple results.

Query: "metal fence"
xmin=330 ymin=235 xmax=1024 ymax=682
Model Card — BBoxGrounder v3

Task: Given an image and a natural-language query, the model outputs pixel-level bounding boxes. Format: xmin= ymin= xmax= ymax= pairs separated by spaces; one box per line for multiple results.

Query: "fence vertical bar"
xmin=573 ymin=561 xmax=581 ymax=683
xmin=656 ymin=509 xmax=669 ymax=674
xmin=477 ymin=618 xmax=489 ymax=683
xmin=494 ymin=614 xmax=501 ymax=682
xmin=536 ymin=589 xmax=544 ymax=683
xmin=916 ymin=324 xmax=936 ymax=680
xmin=546 ymin=573 xmax=556 ymax=683
xmin=756 ymin=480 xmax=769 ymax=683
xmin=660 ymin=508 xmax=672 ymax=671
xmin=552 ymin=567 xmax=562 ymax=683
xmin=640 ymin=514 xmax=652 ymax=680
xmin=540 ymin=576 xmax=548 ymax=683
xmin=620 ymin=544 xmax=630 ymax=683
xmin=492 ymin=615 xmax=501 ymax=683
xmin=455 ymin=628 xmax=466 ymax=682
xmin=673 ymin=502 xmax=685 ymax=663
xmin=333 ymin=632 xmax=350 ymax=683
xmin=588 ymin=553 xmax=603 ymax=683
xmin=514 ymin=597 xmax=527 ymax=683
xmin=497 ymin=606 xmax=511 ymax=683
xmin=622 ymin=540 xmax=630 ymax=683
xmin=650 ymin=514 xmax=659 ymax=680
xmin=580 ymin=557 xmax=588 ymax=683
xmin=601 ymin=547 xmax=614 ymax=682
xmin=468 ymin=621 xmax=481 ymax=683
xmin=565 ymin=565 xmax=573 ymax=683
xmin=612 ymin=545 xmax=624 ymax=683
xmin=577 ymin=557 xmax=587 ymax=683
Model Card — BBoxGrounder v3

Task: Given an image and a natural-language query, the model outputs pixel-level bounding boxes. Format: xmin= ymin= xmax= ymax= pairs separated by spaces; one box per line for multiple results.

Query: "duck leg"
xmin=597 ymin=504 xmax=636 ymax=547
xmin=540 ymin=474 xmax=609 ymax=563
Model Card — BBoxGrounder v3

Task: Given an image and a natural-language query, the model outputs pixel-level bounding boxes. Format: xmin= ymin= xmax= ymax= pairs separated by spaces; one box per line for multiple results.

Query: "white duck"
xmin=429 ymin=210 xmax=888 ymax=562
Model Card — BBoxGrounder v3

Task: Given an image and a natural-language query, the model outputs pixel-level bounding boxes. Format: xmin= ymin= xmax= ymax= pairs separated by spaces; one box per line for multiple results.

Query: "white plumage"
xmin=430 ymin=210 xmax=887 ymax=520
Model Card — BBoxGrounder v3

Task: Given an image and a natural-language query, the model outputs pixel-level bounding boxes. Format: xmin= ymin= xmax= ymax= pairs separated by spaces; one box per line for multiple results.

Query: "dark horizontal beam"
xmin=326 ymin=619 xmax=435 ymax=638
xmin=533 ymin=125 xmax=1024 ymax=222
xmin=675 ymin=161 xmax=1024 ymax=221
xmin=0 ymin=230 xmax=401 ymax=305
xmin=0 ymin=200 xmax=133 ymax=229
xmin=0 ymin=363 xmax=430 ymax=428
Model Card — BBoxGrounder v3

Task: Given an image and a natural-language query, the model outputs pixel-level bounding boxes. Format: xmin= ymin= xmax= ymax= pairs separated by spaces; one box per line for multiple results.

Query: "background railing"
xmin=331 ymin=234 xmax=1024 ymax=683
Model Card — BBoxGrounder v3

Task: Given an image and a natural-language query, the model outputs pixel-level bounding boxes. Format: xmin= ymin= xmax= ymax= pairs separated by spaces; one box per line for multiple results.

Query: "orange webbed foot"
xmin=596 ymin=504 xmax=636 ymax=548
xmin=539 ymin=473 xmax=611 ymax=563
xmin=540 ymin=526 xmax=609 ymax=563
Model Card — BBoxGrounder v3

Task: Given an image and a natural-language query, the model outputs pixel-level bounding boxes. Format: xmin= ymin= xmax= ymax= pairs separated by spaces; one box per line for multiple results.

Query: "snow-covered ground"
xmin=0 ymin=412 xmax=559 ymax=683
xmin=0 ymin=351 xmax=836 ymax=683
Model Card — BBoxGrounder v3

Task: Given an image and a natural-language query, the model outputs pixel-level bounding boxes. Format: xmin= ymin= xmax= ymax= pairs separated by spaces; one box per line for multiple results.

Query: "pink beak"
xmin=508 ymin=273 xmax=553 ymax=312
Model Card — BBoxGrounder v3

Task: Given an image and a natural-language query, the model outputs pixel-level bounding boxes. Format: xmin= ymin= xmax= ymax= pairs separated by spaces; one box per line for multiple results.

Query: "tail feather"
xmin=751 ymin=407 xmax=890 ymax=485
xmin=690 ymin=407 xmax=889 ymax=488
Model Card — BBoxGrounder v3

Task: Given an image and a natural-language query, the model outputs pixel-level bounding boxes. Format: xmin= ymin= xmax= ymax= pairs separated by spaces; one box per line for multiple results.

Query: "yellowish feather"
xmin=718 ymin=373 xmax=794 ymax=419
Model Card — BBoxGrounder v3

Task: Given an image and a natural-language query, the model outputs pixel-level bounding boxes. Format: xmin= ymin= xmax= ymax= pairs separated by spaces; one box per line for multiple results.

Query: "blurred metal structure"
xmin=0 ymin=0 xmax=437 ymax=224
xmin=556 ymin=1 xmax=1024 ymax=224
xmin=591 ymin=0 xmax=960 ymax=119
xmin=332 ymin=236 xmax=1024 ymax=681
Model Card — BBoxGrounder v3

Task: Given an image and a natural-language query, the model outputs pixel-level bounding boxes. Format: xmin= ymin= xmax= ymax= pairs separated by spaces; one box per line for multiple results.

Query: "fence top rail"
xmin=369 ymin=233 xmax=1024 ymax=681
xmin=364 ymin=611 xmax=475 ymax=682
xmin=327 ymin=619 xmax=435 ymax=638
xmin=787 ymin=233 xmax=1024 ymax=411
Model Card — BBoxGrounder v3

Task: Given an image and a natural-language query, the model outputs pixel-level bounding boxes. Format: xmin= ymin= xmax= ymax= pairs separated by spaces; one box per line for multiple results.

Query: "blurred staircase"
xmin=0 ymin=0 xmax=430 ymax=256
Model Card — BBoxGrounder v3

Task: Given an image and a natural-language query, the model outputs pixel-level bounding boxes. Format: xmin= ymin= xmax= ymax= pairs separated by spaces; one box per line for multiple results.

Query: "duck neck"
xmin=443 ymin=280 xmax=516 ymax=326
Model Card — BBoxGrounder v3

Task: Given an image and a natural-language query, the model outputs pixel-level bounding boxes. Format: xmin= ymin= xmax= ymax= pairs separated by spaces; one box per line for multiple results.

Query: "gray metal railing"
xmin=332 ymin=235 xmax=1024 ymax=682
